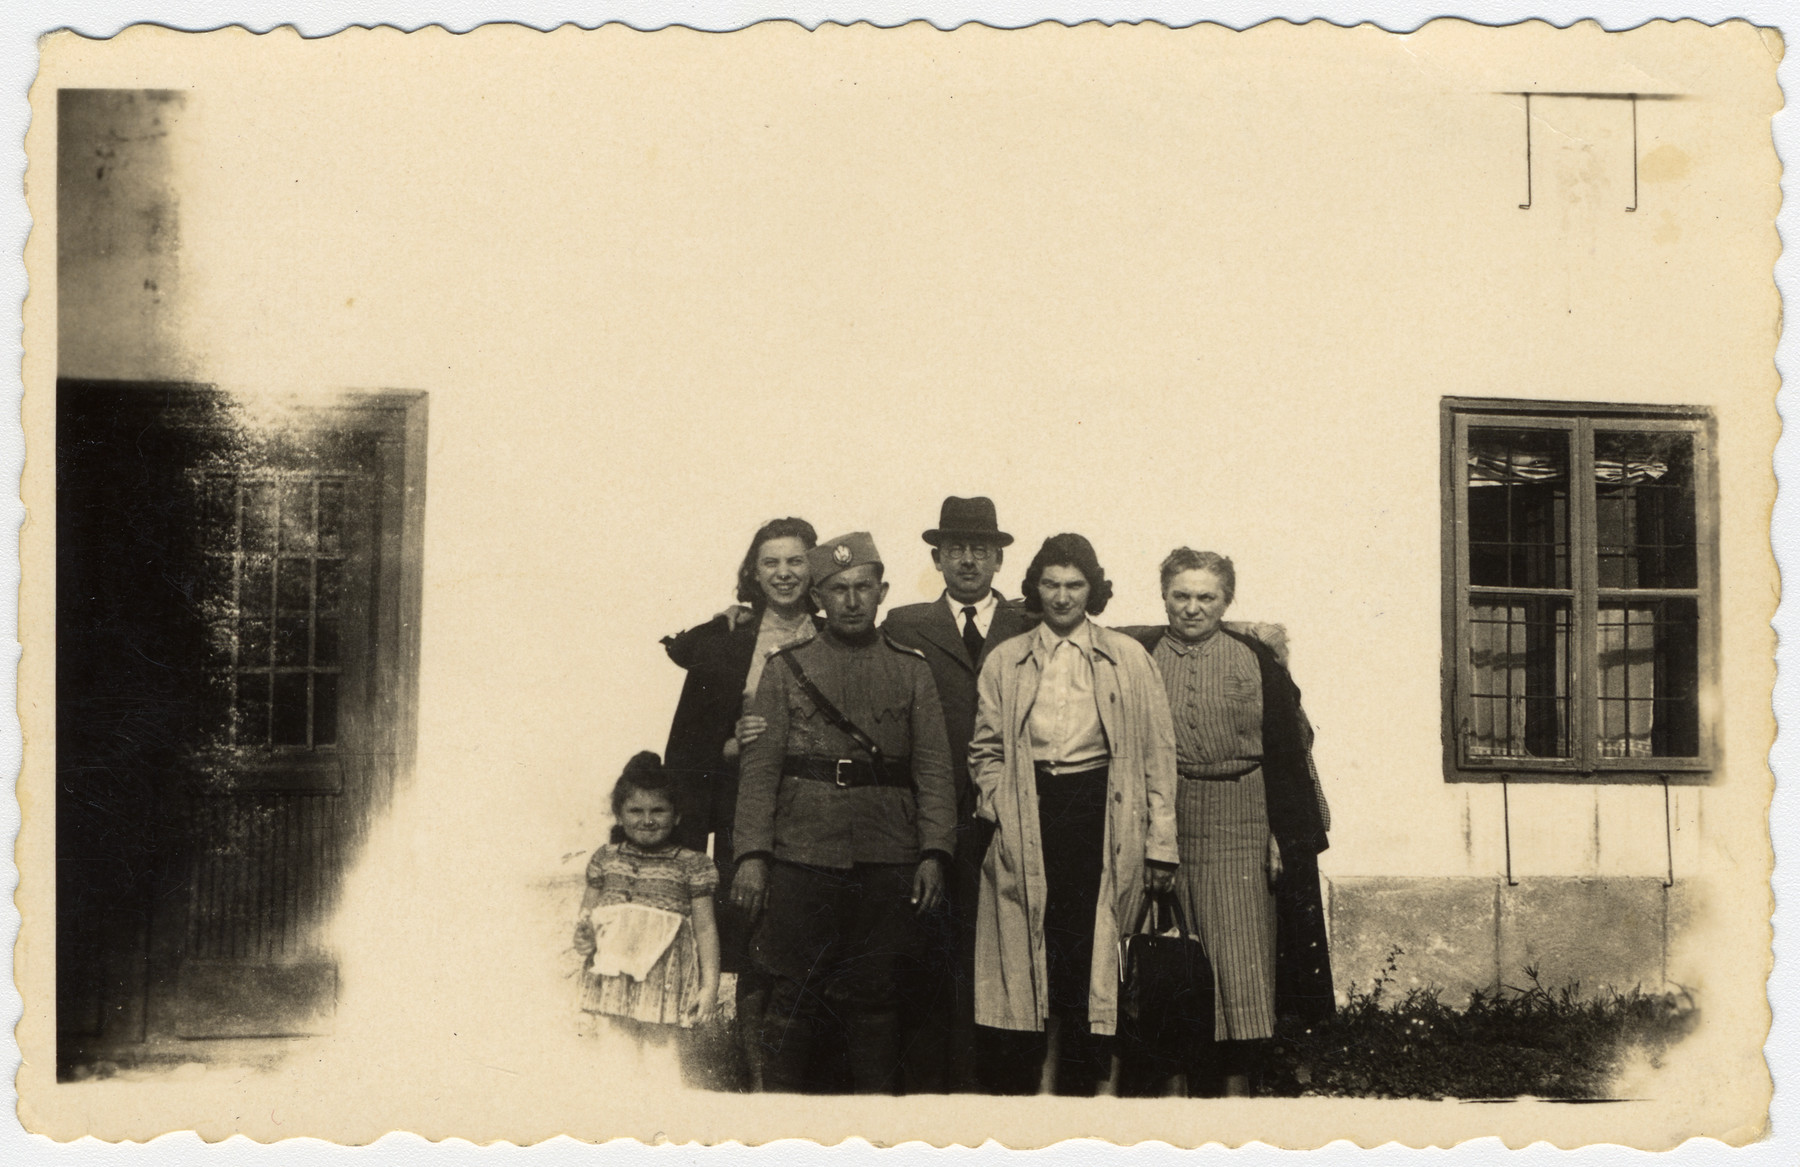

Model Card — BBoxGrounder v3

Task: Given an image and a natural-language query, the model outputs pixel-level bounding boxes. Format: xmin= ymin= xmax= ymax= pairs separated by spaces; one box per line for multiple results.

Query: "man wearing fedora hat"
xmin=882 ymin=496 xmax=1039 ymax=1092
xmin=733 ymin=532 xmax=958 ymax=1094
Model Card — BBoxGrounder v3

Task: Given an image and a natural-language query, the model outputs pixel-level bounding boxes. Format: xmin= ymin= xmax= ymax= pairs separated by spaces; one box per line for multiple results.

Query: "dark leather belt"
xmin=1178 ymin=764 xmax=1260 ymax=782
xmin=782 ymin=755 xmax=913 ymax=789
xmin=1033 ymin=761 xmax=1108 ymax=779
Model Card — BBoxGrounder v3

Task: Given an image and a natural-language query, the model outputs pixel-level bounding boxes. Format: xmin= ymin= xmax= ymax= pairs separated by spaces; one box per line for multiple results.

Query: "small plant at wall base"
xmin=1262 ymin=947 xmax=1700 ymax=1099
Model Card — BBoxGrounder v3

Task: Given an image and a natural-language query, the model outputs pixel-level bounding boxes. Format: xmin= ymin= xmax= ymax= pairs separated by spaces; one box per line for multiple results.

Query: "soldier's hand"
xmin=733 ymin=857 xmax=770 ymax=921
xmin=734 ymin=715 xmax=768 ymax=750
xmin=1144 ymin=864 xmax=1176 ymax=895
xmin=1266 ymin=833 xmax=1285 ymax=887
xmin=911 ymin=856 xmax=946 ymax=914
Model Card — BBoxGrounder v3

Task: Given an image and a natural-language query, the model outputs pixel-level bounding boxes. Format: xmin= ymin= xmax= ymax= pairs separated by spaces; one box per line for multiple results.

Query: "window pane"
xmin=278 ymin=480 xmax=316 ymax=552
xmin=235 ymin=672 xmax=270 ymax=746
xmin=271 ymin=673 xmax=309 ymax=745
xmin=276 ymin=557 xmax=312 ymax=611
xmin=241 ymin=481 xmax=277 ymax=553
xmin=1466 ymin=595 xmax=1571 ymax=759
xmin=313 ymin=674 xmax=338 ymax=746
xmin=315 ymin=559 xmax=342 ymax=612
xmin=238 ymin=618 xmax=271 ymax=666
xmin=274 ymin=617 xmax=310 ymax=666
xmin=1594 ymin=431 xmax=1697 ymax=589
xmin=277 ymin=554 xmax=313 ymax=612
xmin=317 ymin=481 xmax=345 ymax=555
xmin=314 ymin=617 xmax=339 ymax=668
xmin=1467 ymin=428 xmax=1569 ymax=589
xmin=1597 ymin=599 xmax=1699 ymax=758
xmin=241 ymin=556 xmax=274 ymax=615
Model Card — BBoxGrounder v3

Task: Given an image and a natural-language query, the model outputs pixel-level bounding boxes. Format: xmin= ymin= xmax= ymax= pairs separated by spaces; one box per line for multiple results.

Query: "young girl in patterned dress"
xmin=573 ymin=752 xmax=720 ymax=1060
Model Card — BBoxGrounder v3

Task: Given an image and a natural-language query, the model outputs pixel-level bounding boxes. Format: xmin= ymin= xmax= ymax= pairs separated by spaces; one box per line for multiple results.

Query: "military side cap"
xmin=808 ymin=531 xmax=882 ymax=583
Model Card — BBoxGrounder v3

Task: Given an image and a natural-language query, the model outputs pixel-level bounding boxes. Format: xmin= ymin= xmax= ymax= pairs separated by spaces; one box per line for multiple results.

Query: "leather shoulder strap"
xmin=780 ymin=650 xmax=884 ymax=761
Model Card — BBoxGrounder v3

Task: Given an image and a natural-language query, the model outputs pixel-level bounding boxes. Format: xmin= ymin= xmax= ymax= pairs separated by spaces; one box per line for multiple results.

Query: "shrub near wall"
xmin=1265 ymin=949 xmax=1700 ymax=1100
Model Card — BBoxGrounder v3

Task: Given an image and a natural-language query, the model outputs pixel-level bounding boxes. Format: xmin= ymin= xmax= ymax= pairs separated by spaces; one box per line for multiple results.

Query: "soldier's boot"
xmin=845 ymin=1009 xmax=902 ymax=1095
xmin=736 ymin=975 xmax=771 ymax=1092
xmin=757 ymin=994 xmax=816 ymax=1094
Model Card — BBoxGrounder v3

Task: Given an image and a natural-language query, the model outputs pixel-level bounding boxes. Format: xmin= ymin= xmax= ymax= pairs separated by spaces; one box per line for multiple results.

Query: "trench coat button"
xmin=1114 ymin=791 xmax=1123 ymax=803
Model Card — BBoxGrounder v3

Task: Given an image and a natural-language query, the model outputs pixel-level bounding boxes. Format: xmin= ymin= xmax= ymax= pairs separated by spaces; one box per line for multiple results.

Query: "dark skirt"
xmin=1035 ymin=765 xmax=1109 ymax=1014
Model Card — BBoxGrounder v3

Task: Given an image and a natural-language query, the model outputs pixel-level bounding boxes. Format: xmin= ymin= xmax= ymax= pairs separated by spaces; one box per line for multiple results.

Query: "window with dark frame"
xmin=199 ymin=472 xmax=356 ymax=753
xmin=1442 ymin=399 xmax=1719 ymax=782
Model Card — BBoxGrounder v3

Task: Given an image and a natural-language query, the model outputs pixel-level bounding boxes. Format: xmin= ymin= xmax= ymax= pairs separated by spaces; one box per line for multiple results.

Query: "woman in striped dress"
xmin=1131 ymin=549 xmax=1333 ymax=1097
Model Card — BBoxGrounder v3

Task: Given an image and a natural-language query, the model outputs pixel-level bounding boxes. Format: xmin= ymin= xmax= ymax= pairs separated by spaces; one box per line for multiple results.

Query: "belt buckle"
xmin=834 ymin=758 xmax=854 ymax=787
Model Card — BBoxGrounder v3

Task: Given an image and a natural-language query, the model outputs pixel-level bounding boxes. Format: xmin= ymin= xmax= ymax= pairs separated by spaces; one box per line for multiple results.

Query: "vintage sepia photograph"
xmin=13 ymin=15 xmax=1784 ymax=1151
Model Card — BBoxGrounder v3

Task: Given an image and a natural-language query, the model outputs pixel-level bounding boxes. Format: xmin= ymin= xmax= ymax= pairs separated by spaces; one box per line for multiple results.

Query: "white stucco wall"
xmin=48 ymin=23 xmax=1776 ymax=1009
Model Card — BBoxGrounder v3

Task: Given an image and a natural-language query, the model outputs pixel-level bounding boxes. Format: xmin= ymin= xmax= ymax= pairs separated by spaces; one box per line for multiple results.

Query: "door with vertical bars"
xmin=167 ymin=434 xmax=392 ymax=1038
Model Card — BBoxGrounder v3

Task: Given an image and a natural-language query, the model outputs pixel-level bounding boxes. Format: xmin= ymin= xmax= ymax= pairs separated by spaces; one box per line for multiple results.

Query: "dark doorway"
xmin=57 ymin=381 xmax=425 ymax=1075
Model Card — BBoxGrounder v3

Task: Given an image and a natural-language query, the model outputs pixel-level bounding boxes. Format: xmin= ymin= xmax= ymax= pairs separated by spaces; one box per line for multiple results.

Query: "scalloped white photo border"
xmin=1 ymin=4 xmax=1792 ymax=1165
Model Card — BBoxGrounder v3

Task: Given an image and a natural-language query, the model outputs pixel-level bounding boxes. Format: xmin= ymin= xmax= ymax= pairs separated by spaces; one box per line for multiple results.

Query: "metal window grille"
xmin=200 ymin=473 xmax=349 ymax=751
xmin=1445 ymin=401 xmax=1716 ymax=781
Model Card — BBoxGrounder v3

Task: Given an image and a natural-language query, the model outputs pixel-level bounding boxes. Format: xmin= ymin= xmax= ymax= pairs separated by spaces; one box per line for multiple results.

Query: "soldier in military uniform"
xmin=731 ymin=532 xmax=957 ymax=1095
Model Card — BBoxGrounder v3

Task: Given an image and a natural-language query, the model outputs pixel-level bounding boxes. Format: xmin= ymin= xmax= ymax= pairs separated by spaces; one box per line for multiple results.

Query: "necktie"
xmin=961 ymin=605 xmax=985 ymax=662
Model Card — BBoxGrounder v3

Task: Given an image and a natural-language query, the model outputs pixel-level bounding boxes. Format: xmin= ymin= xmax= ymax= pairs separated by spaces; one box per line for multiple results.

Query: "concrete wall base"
xmin=1325 ymin=876 xmax=1690 ymax=1004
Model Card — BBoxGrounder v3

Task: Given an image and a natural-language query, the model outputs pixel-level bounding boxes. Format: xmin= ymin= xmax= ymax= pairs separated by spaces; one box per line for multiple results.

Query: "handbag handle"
xmin=1129 ymin=888 xmax=1194 ymax=941
xmin=1119 ymin=889 xmax=1200 ymax=990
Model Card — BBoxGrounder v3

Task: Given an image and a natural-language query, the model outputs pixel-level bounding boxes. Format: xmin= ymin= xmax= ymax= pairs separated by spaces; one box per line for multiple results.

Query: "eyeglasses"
xmin=941 ymin=543 xmax=996 ymax=561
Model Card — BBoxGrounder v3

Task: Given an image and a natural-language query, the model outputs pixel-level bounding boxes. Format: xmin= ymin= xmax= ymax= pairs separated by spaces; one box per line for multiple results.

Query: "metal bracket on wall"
xmin=1501 ymin=775 xmax=1518 ymax=886
xmin=1505 ymin=91 xmax=1683 ymax=212
xmin=1516 ymin=94 xmax=1532 ymax=209
xmin=1628 ymin=95 xmax=1639 ymax=212
xmin=1661 ymin=776 xmax=1676 ymax=888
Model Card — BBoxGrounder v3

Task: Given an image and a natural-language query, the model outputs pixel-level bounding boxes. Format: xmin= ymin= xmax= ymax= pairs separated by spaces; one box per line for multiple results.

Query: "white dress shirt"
xmin=943 ymin=588 xmax=1000 ymax=639
xmin=1025 ymin=620 xmax=1109 ymax=773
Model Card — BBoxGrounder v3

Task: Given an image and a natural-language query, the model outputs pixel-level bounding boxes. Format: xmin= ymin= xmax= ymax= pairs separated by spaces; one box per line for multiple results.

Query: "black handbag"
xmin=1120 ymin=892 xmax=1215 ymax=1063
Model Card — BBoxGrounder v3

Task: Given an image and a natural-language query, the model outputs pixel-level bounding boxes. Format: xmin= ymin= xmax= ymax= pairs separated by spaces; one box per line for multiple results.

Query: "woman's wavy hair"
xmin=609 ymin=751 xmax=681 ymax=843
xmin=1159 ymin=547 xmax=1236 ymax=606
xmin=1022 ymin=533 xmax=1115 ymax=616
xmin=735 ymin=517 xmax=820 ymax=610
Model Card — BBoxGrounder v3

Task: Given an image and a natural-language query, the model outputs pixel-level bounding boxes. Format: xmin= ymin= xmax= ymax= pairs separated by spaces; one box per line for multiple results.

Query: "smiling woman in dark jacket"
xmin=662 ymin=518 xmax=822 ymax=855
xmin=661 ymin=516 xmax=822 ymax=1089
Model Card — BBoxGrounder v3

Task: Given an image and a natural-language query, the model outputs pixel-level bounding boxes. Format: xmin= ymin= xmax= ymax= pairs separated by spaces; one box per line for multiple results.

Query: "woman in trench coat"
xmin=967 ymin=534 xmax=1180 ymax=1095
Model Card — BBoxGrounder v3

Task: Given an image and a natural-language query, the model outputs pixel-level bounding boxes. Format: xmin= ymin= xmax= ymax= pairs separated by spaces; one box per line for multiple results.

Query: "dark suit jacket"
xmin=881 ymin=591 xmax=1038 ymax=813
